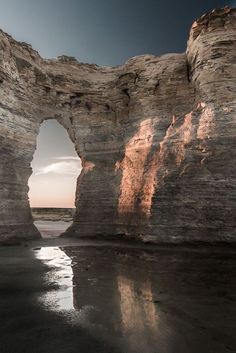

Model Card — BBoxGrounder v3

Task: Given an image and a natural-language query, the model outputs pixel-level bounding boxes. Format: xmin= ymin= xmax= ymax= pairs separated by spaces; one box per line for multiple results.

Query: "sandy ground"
xmin=0 ymin=237 xmax=235 ymax=353
xmin=34 ymin=220 xmax=72 ymax=238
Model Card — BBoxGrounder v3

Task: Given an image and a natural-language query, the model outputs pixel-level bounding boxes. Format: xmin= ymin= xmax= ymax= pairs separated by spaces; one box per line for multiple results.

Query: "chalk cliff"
xmin=0 ymin=7 xmax=235 ymax=243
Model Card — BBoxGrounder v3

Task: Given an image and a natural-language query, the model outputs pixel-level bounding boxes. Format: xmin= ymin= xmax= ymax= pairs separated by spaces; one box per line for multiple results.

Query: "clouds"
xmin=29 ymin=119 xmax=81 ymax=207
xmin=35 ymin=156 xmax=82 ymax=176
xmin=54 ymin=156 xmax=80 ymax=161
xmin=28 ymin=156 xmax=81 ymax=208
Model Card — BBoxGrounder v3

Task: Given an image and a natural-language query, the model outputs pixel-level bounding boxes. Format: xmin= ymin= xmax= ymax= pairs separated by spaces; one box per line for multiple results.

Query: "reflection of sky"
xmin=28 ymin=120 xmax=82 ymax=208
xmin=35 ymin=246 xmax=161 ymax=351
xmin=35 ymin=247 xmax=74 ymax=311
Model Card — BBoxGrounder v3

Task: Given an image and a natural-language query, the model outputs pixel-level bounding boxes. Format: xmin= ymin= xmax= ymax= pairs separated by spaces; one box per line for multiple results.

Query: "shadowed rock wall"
xmin=0 ymin=7 xmax=235 ymax=243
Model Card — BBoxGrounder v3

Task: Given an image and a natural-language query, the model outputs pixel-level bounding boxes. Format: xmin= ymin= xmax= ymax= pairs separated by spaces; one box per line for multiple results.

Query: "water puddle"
xmin=34 ymin=247 xmax=74 ymax=311
xmin=33 ymin=246 xmax=163 ymax=352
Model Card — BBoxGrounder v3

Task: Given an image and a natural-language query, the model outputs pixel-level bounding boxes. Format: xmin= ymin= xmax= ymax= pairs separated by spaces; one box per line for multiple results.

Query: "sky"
xmin=28 ymin=120 xmax=81 ymax=208
xmin=0 ymin=0 xmax=232 ymax=66
xmin=0 ymin=0 xmax=233 ymax=207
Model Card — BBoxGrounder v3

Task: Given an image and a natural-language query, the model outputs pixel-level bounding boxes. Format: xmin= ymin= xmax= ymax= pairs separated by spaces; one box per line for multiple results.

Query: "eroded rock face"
xmin=0 ymin=7 xmax=235 ymax=243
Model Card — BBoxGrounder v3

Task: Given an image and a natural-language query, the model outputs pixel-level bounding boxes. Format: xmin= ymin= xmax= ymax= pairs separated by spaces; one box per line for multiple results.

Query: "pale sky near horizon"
xmin=0 ymin=0 xmax=232 ymax=207
xmin=28 ymin=120 xmax=81 ymax=208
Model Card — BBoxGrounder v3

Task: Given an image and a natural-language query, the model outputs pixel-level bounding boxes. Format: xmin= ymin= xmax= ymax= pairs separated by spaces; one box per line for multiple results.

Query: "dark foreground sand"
xmin=0 ymin=236 xmax=235 ymax=353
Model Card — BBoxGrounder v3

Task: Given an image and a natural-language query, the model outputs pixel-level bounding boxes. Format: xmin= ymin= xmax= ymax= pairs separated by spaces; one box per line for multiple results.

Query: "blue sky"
xmin=0 ymin=0 xmax=231 ymax=66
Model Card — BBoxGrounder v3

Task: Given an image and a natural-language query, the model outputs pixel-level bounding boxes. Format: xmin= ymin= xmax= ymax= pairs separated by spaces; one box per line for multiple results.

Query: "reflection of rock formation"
xmin=34 ymin=246 xmax=236 ymax=352
xmin=117 ymin=275 xmax=160 ymax=352
xmin=0 ymin=7 xmax=236 ymax=242
xmin=65 ymin=247 xmax=163 ymax=353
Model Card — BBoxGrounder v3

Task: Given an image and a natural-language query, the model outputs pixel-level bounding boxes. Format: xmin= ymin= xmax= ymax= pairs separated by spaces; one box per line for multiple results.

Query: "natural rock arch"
xmin=0 ymin=7 xmax=235 ymax=243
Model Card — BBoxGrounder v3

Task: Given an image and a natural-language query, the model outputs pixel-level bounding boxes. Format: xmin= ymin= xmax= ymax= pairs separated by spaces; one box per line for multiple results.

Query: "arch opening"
xmin=28 ymin=119 xmax=82 ymax=238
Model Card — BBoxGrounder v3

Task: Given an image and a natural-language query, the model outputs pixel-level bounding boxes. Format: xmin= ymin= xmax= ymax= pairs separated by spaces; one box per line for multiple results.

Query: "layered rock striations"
xmin=0 ymin=7 xmax=235 ymax=243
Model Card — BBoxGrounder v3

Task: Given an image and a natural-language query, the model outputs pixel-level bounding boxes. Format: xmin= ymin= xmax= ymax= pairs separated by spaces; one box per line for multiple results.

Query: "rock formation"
xmin=0 ymin=7 xmax=235 ymax=243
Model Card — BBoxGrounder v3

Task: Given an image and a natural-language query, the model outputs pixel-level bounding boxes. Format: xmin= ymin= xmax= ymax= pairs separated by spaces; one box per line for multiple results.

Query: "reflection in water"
xmin=35 ymin=247 xmax=162 ymax=352
xmin=35 ymin=247 xmax=74 ymax=311
xmin=117 ymin=276 xmax=159 ymax=352
xmin=32 ymin=246 xmax=233 ymax=353
xmin=118 ymin=276 xmax=158 ymax=330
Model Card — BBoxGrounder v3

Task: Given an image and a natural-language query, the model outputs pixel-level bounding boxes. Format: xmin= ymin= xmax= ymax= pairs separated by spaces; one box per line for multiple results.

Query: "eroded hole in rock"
xmin=28 ymin=119 xmax=82 ymax=238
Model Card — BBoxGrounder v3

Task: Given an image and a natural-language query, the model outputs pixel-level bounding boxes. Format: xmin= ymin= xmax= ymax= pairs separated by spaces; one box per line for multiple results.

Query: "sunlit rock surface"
xmin=0 ymin=7 xmax=235 ymax=243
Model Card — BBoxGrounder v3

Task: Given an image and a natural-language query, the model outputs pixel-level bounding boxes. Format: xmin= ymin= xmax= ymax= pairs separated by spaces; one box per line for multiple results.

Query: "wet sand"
xmin=34 ymin=220 xmax=72 ymax=238
xmin=0 ymin=237 xmax=235 ymax=353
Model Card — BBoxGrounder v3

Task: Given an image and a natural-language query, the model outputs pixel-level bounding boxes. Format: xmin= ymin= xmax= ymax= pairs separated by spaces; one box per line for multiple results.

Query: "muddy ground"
xmin=0 ymin=235 xmax=235 ymax=353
